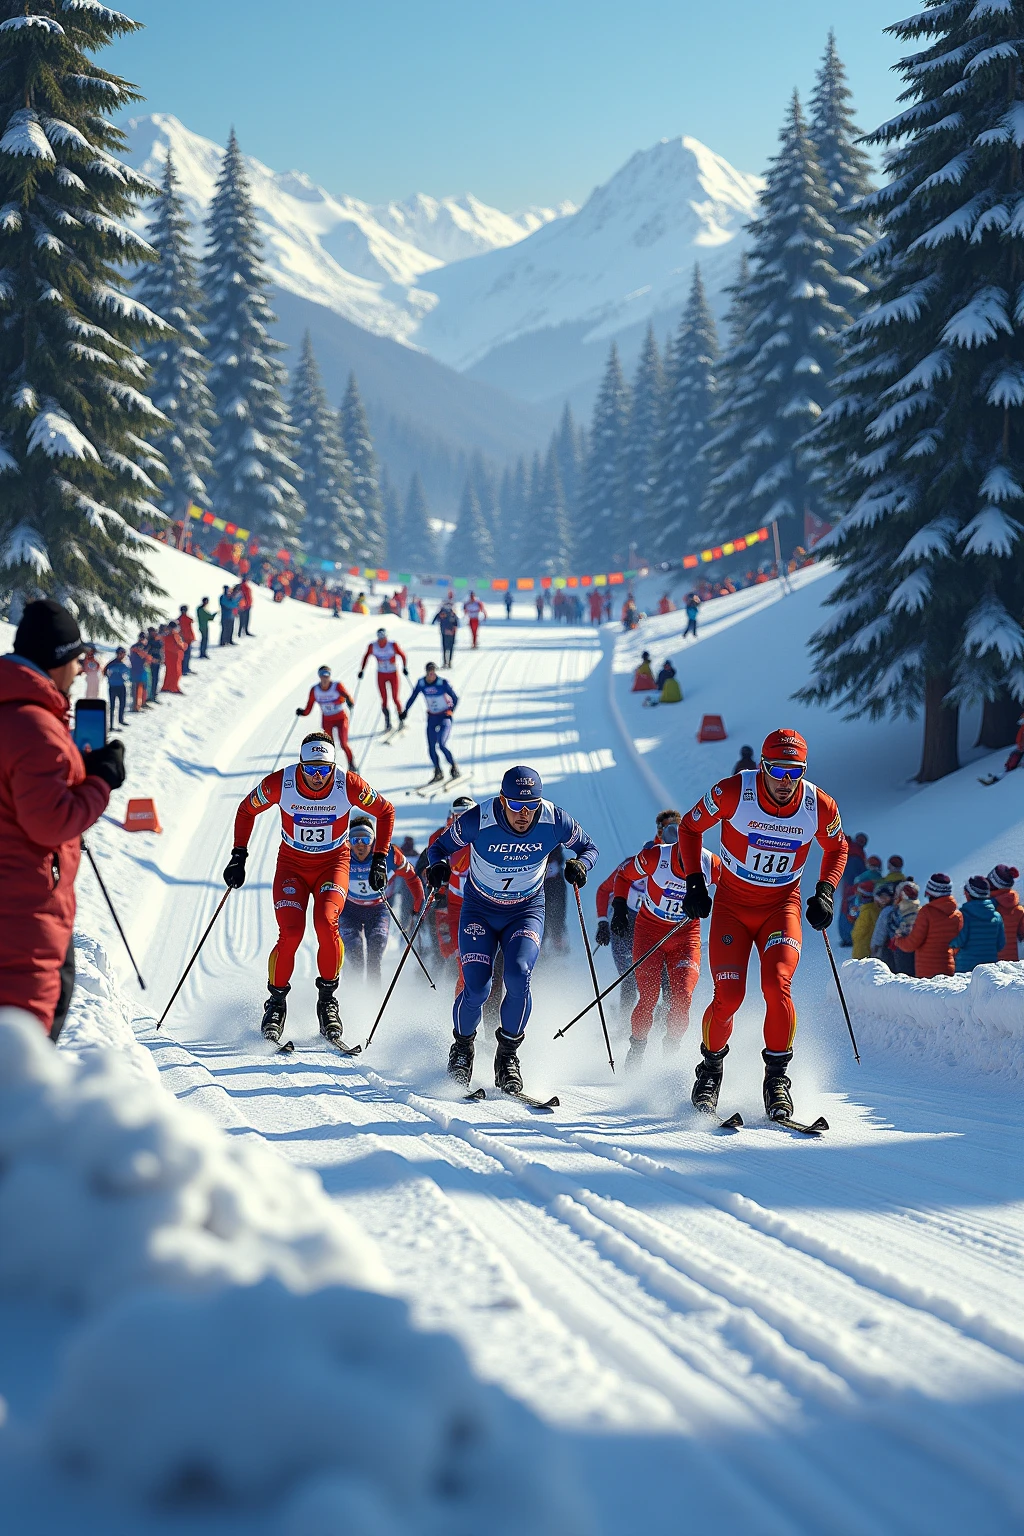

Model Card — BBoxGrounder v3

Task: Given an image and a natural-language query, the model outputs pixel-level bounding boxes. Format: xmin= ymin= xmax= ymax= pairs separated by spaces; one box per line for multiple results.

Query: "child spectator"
xmin=870 ymin=884 xmax=906 ymax=970
xmin=950 ymin=876 xmax=1005 ymax=972
xmin=852 ymin=881 xmax=890 ymax=959
xmin=894 ymin=873 xmax=964 ymax=978
xmin=987 ymin=865 xmax=1024 ymax=961
xmin=103 ymin=647 xmax=130 ymax=728
xmin=880 ymin=854 xmax=910 ymax=889
xmin=890 ymin=882 xmax=920 ymax=976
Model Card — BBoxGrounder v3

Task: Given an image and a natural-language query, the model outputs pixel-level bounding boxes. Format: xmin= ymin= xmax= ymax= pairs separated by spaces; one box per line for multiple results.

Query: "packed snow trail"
xmin=125 ymin=602 xmax=1024 ymax=1535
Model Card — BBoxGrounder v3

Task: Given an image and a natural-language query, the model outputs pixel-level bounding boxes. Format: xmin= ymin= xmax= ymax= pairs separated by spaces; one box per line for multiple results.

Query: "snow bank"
xmin=843 ymin=958 xmax=1024 ymax=1079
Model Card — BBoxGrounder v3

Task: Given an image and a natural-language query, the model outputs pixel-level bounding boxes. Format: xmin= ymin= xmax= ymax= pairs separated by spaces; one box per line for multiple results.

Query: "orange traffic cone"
xmin=697 ymin=714 xmax=727 ymax=742
xmin=123 ymin=798 xmax=162 ymax=833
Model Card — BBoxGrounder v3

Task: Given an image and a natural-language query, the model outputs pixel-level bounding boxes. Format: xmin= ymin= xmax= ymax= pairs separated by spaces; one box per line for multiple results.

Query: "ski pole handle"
xmin=82 ymin=840 xmax=146 ymax=991
xmin=157 ymin=888 xmax=231 ymax=1029
xmin=366 ymin=889 xmax=436 ymax=1048
xmin=383 ymin=894 xmax=436 ymax=990
xmin=822 ymin=928 xmax=861 ymax=1063
xmin=573 ymin=884 xmax=615 ymax=1073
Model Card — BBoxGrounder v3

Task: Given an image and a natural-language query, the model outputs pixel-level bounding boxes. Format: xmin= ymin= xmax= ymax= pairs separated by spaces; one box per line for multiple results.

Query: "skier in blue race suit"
xmin=340 ymin=817 xmax=424 ymax=984
xmin=426 ymin=764 xmax=598 ymax=1094
xmin=399 ymin=661 xmax=461 ymax=785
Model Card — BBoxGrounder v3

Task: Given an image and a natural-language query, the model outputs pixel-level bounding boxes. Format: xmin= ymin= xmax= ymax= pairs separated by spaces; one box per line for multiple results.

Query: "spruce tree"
xmin=801 ymin=2 xmax=1024 ymax=781
xmin=554 ymin=401 xmax=585 ymax=535
xmin=701 ymin=93 xmax=863 ymax=550
xmin=290 ymin=331 xmax=361 ymax=567
xmin=450 ymin=477 xmax=494 ymax=575
xmin=653 ymin=266 xmax=718 ymax=556
xmin=621 ymin=326 xmax=664 ymax=561
xmin=578 ymin=343 xmax=631 ymax=566
xmin=533 ymin=444 xmax=570 ymax=576
xmin=0 ymin=0 xmax=168 ymax=632
xmin=497 ymin=455 xmax=529 ymax=570
xmin=380 ymin=467 xmax=401 ymax=563
xmin=403 ymin=471 xmax=436 ymax=569
xmin=204 ymin=130 xmax=302 ymax=546
xmin=809 ymin=30 xmax=875 ymax=258
xmin=135 ymin=153 xmax=215 ymax=521
xmin=339 ymin=372 xmax=385 ymax=563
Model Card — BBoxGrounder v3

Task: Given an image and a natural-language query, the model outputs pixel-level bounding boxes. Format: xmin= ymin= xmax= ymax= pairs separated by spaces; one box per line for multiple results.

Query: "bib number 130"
xmin=750 ymin=851 xmax=789 ymax=874
xmin=298 ymin=825 xmax=328 ymax=845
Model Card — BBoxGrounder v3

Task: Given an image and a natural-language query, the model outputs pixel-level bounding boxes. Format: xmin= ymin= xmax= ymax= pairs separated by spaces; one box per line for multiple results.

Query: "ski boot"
xmin=315 ymin=977 xmax=345 ymax=1045
xmin=762 ymin=1049 xmax=794 ymax=1121
xmin=494 ymin=1028 xmax=524 ymax=1096
xmin=448 ymin=1031 xmax=476 ymax=1087
xmin=691 ymin=1043 xmax=728 ymax=1114
xmin=624 ymin=1035 xmax=647 ymax=1075
xmin=382 ymin=707 xmax=392 ymax=732
xmin=261 ymin=982 xmax=289 ymax=1042
xmin=428 ymin=766 xmax=445 ymax=785
xmin=449 ymin=761 xmax=461 ymax=781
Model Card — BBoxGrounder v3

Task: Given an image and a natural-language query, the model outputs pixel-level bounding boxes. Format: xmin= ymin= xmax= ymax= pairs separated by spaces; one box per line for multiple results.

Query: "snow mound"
xmin=843 ymin=958 xmax=1024 ymax=1078
xmin=45 ymin=1278 xmax=588 ymax=1535
xmin=58 ymin=930 xmax=159 ymax=1082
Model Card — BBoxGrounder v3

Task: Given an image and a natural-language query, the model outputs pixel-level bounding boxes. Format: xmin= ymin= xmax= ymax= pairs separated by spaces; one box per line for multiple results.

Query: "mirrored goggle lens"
xmin=302 ymin=761 xmax=333 ymax=778
xmin=505 ymin=798 xmax=540 ymax=812
xmin=350 ymin=834 xmax=372 ymax=846
xmin=762 ymin=760 xmax=805 ymax=780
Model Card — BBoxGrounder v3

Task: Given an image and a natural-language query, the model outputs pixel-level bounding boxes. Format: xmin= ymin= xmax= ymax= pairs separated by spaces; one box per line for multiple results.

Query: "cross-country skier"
xmin=677 ymin=728 xmax=846 ymax=1120
xmin=399 ymin=661 xmax=460 ymax=784
xmin=340 ymin=815 xmax=423 ymax=984
xmin=463 ymin=591 xmax=487 ymax=648
xmin=417 ymin=795 xmax=475 ymax=965
xmin=358 ymin=628 xmax=408 ymax=731
xmin=224 ymin=731 xmax=395 ymax=1046
xmin=296 ymin=665 xmax=355 ymax=767
xmin=425 ymin=765 xmax=598 ymax=1094
xmin=432 ymin=601 xmax=459 ymax=668
xmin=595 ymin=809 xmax=681 ymax=1018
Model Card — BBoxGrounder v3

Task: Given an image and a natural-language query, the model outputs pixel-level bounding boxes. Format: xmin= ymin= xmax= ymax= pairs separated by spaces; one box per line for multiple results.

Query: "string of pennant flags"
xmin=186 ymin=503 xmax=771 ymax=589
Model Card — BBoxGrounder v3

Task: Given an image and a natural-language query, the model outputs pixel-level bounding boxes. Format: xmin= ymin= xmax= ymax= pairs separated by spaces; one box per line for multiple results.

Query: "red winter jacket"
xmin=0 ymin=657 xmax=110 ymax=1027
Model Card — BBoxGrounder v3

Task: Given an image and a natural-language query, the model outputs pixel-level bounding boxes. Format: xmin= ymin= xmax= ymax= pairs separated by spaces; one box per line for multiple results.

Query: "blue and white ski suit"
xmin=403 ymin=674 xmax=458 ymax=770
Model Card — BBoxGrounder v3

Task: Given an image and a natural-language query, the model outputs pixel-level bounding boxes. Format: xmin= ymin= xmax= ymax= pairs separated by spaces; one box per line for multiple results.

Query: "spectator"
xmin=880 ymin=854 xmax=910 ymax=890
xmin=145 ymin=626 xmax=162 ymax=701
xmin=621 ymin=596 xmax=640 ymax=631
xmin=657 ymin=659 xmax=681 ymax=704
xmin=81 ymin=644 xmax=101 ymax=699
xmin=950 ymin=876 xmax=1005 ymax=973
xmin=237 ymin=577 xmax=254 ymax=636
xmin=505 ymin=590 xmax=513 ymax=620
xmin=219 ymin=584 xmax=238 ymax=645
xmin=161 ymin=620 xmax=185 ymax=695
xmin=0 ymin=599 xmax=125 ymax=1038
xmin=196 ymin=597 xmax=213 ymax=660
xmin=178 ymin=605 xmax=195 ymax=673
xmin=535 ymin=591 xmax=544 ymax=621
xmin=870 ymin=880 xmax=910 ymax=970
xmin=657 ymin=593 xmax=674 ymax=615
xmin=852 ymin=881 xmax=891 ymax=959
xmin=987 ymin=864 xmax=1024 ymax=960
xmin=103 ymin=647 xmax=130 ymax=729
xmin=129 ymin=633 xmax=149 ymax=712
xmin=838 ymin=831 xmax=869 ymax=946
xmin=683 ymin=595 xmax=699 ymax=639
xmin=889 ymin=882 xmax=920 ymax=976
xmin=894 ymin=873 xmax=964 ymax=978
xmin=733 ymin=744 xmax=758 ymax=775
xmin=863 ymin=854 xmax=884 ymax=890
xmin=588 ymin=590 xmax=604 ymax=624
xmin=655 ymin=658 xmax=676 ymax=690
xmin=352 ymin=591 xmax=369 ymax=615
xmin=632 ymin=651 xmax=657 ymax=692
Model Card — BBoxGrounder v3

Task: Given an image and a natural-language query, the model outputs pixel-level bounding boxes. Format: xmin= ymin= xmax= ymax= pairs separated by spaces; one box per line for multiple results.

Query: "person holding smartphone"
xmin=0 ymin=599 xmax=126 ymax=1040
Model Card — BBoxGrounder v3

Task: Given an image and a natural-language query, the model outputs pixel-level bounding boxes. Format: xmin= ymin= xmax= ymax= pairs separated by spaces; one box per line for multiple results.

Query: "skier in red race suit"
xmin=677 ymin=728 xmax=846 ymax=1120
xmin=463 ymin=592 xmax=487 ymax=648
xmin=224 ymin=731 xmax=395 ymax=1047
xmin=297 ymin=665 xmax=355 ymax=768
xmin=358 ymin=628 xmax=408 ymax=731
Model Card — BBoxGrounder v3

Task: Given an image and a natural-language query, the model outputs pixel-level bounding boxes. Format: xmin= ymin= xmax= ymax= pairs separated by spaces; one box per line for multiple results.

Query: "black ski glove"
xmin=83 ymin=738 xmax=126 ymax=791
xmin=357 ymin=669 xmax=364 ymax=680
xmin=295 ymin=706 xmax=304 ymax=715
xmin=805 ymin=880 xmax=835 ymax=931
xmin=369 ymin=852 xmax=389 ymax=892
xmin=223 ymin=846 xmax=248 ymax=889
xmin=426 ymin=859 xmax=451 ymax=890
xmin=564 ymin=857 xmax=588 ymax=887
xmin=610 ymin=895 xmax=631 ymax=938
xmin=595 ymin=918 xmax=611 ymax=947
xmin=403 ymin=667 xmax=409 ymax=677
xmin=682 ymin=870 xmax=712 ymax=921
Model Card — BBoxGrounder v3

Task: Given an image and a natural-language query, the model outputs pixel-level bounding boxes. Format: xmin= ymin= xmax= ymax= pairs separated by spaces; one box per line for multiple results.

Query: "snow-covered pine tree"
xmin=135 ymin=152 xmax=214 ymax=521
xmin=801 ymin=1 xmax=1024 ymax=780
xmin=701 ymin=92 xmax=863 ymax=552
xmin=449 ymin=476 xmax=494 ymax=575
xmin=203 ymin=130 xmax=302 ymax=548
xmin=652 ymin=266 xmax=718 ymax=556
xmin=0 ymin=0 xmax=169 ymax=632
xmin=621 ymin=326 xmax=664 ymax=562
xmin=403 ymin=471 xmax=436 ymax=569
xmin=290 ymin=331 xmax=361 ymax=567
xmin=809 ymin=30 xmax=875 ymax=261
xmin=554 ymin=401 xmax=585 ymax=536
xmin=577 ymin=342 xmax=631 ymax=566
xmin=339 ymin=372 xmax=385 ymax=563
xmin=533 ymin=443 xmax=570 ymax=576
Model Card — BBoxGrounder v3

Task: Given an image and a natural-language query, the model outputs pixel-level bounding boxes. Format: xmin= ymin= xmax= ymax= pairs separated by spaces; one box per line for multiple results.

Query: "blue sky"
xmin=110 ymin=0 xmax=906 ymax=209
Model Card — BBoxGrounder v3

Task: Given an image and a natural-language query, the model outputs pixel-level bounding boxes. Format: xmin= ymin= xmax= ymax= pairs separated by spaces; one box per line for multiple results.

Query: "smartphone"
xmin=74 ymin=697 xmax=107 ymax=754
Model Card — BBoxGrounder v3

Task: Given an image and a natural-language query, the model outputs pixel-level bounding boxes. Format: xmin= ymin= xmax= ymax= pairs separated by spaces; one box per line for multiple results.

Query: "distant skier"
xmin=504 ymin=590 xmax=513 ymax=620
xmin=399 ymin=660 xmax=460 ymax=784
xmin=341 ymin=816 xmax=423 ymax=984
xmin=463 ymin=591 xmax=487 ymax=648
xmin=296 ymin=665 xmax=355 ymax=768
xmin=425 ymin=765 xmax=598 ymax=1095
xmin=677 ymin=728 xmax=846 ymax=1121
xmin=432 ymin=601 xmax=459 ymax=667
xmin=224 ymin=731 xmax=395 ymax=1046
xmin=358 ymin=628 xmax=408 ymax=731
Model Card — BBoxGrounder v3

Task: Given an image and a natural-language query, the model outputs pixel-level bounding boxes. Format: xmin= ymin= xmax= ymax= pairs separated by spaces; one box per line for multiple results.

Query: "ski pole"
xmin=157 ymin=888 xmax=231 ymax=1028
xmin=365 ymin=889 xmax=436 ymax=1048
xmin=357 ymin=713 xmax=380 ymax=774
xmin=822 ymin=928 xmax=861 ymax=1063
xmin=554 ymin=920 xmax=678 ymax=1039
xmin=81 ymin=839 xmax=146 ymax=990
xmin=271 ymin=714 xmax=298 ymax=772
xmin=573 ymin=884 xmax=615 ymax=1073
xmin=383 ymin=894 xmax=436 ymax=990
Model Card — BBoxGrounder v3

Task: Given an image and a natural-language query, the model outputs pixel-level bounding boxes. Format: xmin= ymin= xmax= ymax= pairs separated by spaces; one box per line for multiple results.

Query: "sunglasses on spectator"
xmin=761 ymin=760 xmax=805 ymax=781
xmin=504 ymin=797 xmax=540 ymax=813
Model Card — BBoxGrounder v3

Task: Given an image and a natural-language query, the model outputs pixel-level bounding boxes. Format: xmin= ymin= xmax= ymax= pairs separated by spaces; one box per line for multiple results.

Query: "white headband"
xmin=300 ymin=738 xmax=335 ymax=765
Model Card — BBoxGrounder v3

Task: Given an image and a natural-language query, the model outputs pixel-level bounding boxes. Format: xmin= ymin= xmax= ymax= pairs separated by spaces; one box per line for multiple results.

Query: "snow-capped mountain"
xmin=371 ymin=192 xmax=577 ymax=266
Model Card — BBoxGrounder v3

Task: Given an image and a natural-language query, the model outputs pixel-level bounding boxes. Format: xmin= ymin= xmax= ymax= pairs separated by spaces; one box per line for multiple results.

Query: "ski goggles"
xmin=301 ymin=761 xmax=334 ymax=781
xmin=762 ymin=759 xmax=806 ymax=781
xmin=503 ymin=796 xmax=541 ymax=813
xmin=349 ymin=834 xmax=372 ymax=848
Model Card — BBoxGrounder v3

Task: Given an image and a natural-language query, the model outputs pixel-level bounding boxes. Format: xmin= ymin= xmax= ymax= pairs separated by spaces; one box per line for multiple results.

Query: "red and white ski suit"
xmin=361 ymin=638 xmax=407 ymax=715
xmin=298 ymin=679 xmax=355 ymax=767
xmin=678 ymin=771 xmax=846 ymax=1052
xmin=233 ymin=764 xmax=394 ymax=985
xmin=614 ymin=844 xmax=718 ymax=1039
xmin=463 ymin=598 xmax=486 ymax=648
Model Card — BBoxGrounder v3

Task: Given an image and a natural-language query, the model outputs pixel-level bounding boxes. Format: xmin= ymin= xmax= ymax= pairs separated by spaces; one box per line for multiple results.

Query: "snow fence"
xmin=843 ymin=958 xmax=1024 ymax=1079
xmin=0 ymin=938 xmax=590 ymax=1536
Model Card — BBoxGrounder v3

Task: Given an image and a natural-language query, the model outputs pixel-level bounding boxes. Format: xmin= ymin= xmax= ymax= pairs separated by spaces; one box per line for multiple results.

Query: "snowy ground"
xmin=5 ymin=548 xmax=1024 ymax=1532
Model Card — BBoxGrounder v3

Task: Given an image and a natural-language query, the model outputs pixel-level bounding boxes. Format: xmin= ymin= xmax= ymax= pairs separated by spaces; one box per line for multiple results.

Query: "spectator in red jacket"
xmin=987 ymin=864 xmax=1024 ymax=961
xmin=178 ymin=604 xmax=196 ymax=674
xmin=0 ymin=600 xmax=126 ymax=1037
